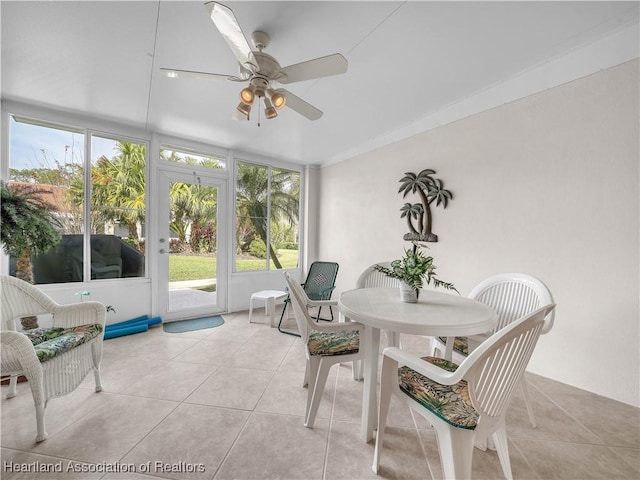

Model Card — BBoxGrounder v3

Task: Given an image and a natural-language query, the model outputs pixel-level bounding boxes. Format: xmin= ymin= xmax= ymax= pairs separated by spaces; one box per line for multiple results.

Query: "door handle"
xmin=159 ymin=249 xmax=167 ymax=254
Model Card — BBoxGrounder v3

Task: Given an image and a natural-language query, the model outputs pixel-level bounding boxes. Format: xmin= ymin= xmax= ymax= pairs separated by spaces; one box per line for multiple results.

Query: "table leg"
xmin=362 ymin=325 xmax=381 ymax=442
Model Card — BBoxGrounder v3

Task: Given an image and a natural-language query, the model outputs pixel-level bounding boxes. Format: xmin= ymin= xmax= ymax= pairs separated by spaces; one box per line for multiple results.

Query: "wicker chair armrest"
xmin=1 ymin=331 xmax=40 ymax=372
xmin=51 ymin=301 xmax=107 ymax=329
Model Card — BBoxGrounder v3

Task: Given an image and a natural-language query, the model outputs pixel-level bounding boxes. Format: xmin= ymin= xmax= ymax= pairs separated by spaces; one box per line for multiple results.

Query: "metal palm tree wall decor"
xmin=398 ymin=169 xmax=453 ymax=242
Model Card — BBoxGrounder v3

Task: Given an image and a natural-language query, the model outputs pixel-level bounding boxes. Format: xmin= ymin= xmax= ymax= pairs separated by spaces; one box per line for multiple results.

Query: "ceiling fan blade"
xmin=277 ymin=54 xmax=348 ymax=84
xmin=161 ymin=68 xmax=244 ymax=82
xmin=277 ymin=88 xmax=323 ymax=121
xmin=204 ymin=2 xmax=257 ymax=71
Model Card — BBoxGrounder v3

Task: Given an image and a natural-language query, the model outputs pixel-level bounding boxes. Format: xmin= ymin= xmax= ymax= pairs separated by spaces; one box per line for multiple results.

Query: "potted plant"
xmin=374 ymin=244 xmax=457 ymax=302
xmin=0 ymin=181 xmax=61 ymax=283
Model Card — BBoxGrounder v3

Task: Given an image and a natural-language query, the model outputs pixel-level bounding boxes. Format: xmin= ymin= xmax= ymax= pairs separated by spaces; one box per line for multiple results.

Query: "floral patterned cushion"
xmin=398 ymin=356 xmax=478 ymax=430
xmin=24 ymin=324 xmax=103 ymax=363
xmin=308 ymin=329 xmax=359 ymax=356
xmin=24 ymin=327 xmax=67 ymax=346
xmin=437 ymin=336 xmax=469 ymax=356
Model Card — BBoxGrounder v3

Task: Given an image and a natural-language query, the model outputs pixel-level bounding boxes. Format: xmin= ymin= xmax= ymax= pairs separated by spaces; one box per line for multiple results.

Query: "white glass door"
xmin=158 ymin=170 xmax=227 ymax=321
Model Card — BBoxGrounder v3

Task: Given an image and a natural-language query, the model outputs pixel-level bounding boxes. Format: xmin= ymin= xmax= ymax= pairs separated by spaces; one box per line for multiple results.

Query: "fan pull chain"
xmin=257 ymin=101 xmax=261 ymax=127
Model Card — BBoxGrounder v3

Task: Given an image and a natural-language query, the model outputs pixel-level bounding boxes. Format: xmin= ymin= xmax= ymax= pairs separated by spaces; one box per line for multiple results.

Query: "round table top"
xmin=338 ymin=287 xmax=497 ymax=336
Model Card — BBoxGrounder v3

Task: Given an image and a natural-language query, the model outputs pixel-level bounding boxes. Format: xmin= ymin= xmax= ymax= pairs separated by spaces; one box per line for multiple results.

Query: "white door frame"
xmin=157 ymin=168 xmax=228 ymax=321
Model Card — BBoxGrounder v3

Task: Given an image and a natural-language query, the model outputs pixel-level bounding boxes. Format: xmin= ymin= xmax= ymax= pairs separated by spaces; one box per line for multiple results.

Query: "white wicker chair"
xmin=1 ymin=275 xmax=106 ymax=442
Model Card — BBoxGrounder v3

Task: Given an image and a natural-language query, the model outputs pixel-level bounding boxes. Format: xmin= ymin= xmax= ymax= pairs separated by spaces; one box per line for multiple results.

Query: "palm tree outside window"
xmin=235 ymin=162 xmax=300 ymax=272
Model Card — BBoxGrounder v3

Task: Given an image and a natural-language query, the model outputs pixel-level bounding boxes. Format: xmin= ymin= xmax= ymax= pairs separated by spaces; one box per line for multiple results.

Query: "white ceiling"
xmin=2 ymin=1 xmax=638 ymax=166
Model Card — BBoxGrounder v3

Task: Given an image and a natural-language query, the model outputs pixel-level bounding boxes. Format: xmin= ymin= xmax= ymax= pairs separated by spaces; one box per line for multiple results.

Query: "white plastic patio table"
xmin=338 ymin=287 xmax=498 ymax=442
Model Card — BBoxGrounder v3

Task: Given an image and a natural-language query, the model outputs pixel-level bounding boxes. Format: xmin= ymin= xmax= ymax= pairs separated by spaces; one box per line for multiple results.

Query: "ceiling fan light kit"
xmin=239 ymin=86 xmax=255 ymax=105
xmin=236 ymin=102 xmax=251 ymax=120
xmin=264 ymin=98 xmax=277 ymax=119
xmin=162 ymin=1 xmax=348 ymax=123
xmin=268 ymin=89 xmax=286 ymax=109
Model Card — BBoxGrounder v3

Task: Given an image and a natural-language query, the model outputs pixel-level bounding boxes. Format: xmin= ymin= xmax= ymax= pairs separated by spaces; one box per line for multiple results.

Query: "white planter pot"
xmin=400 ymin=282 xmax=418 ymax=303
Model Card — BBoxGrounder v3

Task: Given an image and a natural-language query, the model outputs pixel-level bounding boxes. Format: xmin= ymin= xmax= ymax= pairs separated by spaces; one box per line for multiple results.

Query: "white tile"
xmin=32 ymin=394 xmax=177 ymax=464
xmin=214 ymin=413 xmax=329 ymax=480
xmin=121 ymin=403 xmax=249 ymax=480
xmin=186 ymin=366 xmax=274 ymax=410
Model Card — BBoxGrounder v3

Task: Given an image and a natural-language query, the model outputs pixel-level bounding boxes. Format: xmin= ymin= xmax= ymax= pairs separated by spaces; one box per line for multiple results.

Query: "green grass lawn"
xmin=169 ymin=249 xmax=299 ymax=281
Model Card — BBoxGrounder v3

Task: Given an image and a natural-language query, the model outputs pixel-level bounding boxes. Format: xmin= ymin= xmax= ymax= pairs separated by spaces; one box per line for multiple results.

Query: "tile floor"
xmin=1 ymin=309 xmax=639 ymax=480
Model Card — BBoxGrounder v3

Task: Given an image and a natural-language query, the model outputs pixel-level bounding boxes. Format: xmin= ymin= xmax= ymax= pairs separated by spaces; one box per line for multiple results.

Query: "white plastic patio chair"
xmin=374 ymin=304 xmax=556 ymax=480
xmin=431 ymin=272 xmax=555 ymax=428
xmin=351 ymin=261 xmax=403 ymax=348
xmin=1 ymin=275 xmax=106 ymax=442
xmin=285 ymin=272 xmax=365 ymax=428
xmin=355 ymin=262 xmax=402 ymax=290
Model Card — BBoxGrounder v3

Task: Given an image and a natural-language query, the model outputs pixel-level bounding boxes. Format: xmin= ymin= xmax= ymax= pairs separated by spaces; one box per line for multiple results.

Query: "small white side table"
xmin=249 ymin=290 xmax=288 ymax=328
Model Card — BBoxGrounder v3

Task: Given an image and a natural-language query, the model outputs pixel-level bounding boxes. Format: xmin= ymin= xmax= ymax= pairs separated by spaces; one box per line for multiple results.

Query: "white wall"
xmin=317 ymin=60 xmax=639 ymax=407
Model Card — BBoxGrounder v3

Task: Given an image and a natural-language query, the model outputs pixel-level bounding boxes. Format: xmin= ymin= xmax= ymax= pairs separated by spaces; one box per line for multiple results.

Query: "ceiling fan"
xmin=161 ymin=1 xmax=348 ymax=122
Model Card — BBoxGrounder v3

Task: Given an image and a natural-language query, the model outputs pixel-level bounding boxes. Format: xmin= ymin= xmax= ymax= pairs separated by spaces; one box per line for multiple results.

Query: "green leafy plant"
xmin=374 ymin=244 xmax=458 ymax=293
xmin=0 ymin=181 xmax=61 ymax=283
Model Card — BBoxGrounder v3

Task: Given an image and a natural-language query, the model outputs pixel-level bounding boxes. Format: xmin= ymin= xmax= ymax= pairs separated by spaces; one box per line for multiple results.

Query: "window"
xmin=89 ymin=135 xmax=146 ymax=280
xmin=235 ymin=161 xmax=300 ymax=272
xmin=6 ymin=115 xmax=146 ymax=283
xmin=161 ymin=146 xmax=226 ymax=169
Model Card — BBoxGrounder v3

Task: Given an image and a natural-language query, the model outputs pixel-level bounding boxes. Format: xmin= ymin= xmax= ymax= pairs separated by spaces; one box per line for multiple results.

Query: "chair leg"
xmin=278 ymin=299 xmax=288 ymax=324
xmin=93 ymin=369 xmax=103 ymax=393
xmin=305 ymin=356 xmax=320 ymax=421
xmin=92 ymin=342 xmax=103 ymax=393
xmin=24 ymin=368 xmax=48 ymax=442
xmin=305 ymin=357 xmax=331 ymax=428
xmin=248 ymin=297 xmax=255 ymax=323
xmin=492 ymin=421 xmax=514 ymax=480
xmin=303 ymin=359 xmax=310 ymax=388
xmin=521 ymin=378 xmax=537 ymax=428
xmin=6 ymin=375 xmax=18 ymax=399
xmin=277 ymin=300 xmax=300 ymax=337
xmin=313 ymin=305 xmax=334 ymax=323
xmin=373 ymin=355 xmax=397 ymax=473
xmin=267 ymin=297 xmax=277 ymax=328
xmin=22 ymin=363 xmax=47 ymax=442
xmin=352 ymin=360 xmax=363 ymax=381
xmin=34 ymin=402 xmax=48 ymax=442
xmin=434 ymin=424 xmax=475 ymax=480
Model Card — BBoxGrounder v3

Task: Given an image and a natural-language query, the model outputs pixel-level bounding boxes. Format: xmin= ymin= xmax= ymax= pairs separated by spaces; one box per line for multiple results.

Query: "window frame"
xmin=233 ymin=157 xmax=302 ymax=273
xmin=4 ymin=112 xmax=150 ymax=284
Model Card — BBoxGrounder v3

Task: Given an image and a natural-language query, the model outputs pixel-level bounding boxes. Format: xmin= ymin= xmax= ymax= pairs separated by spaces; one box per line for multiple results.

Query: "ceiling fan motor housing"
xmin=253 ymin=52 xmax=281 ymax=79
xmin=251 ymin=31 xmax=270 ymax=50
xmin=250 ymin=76 xmax=269 ymax=96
